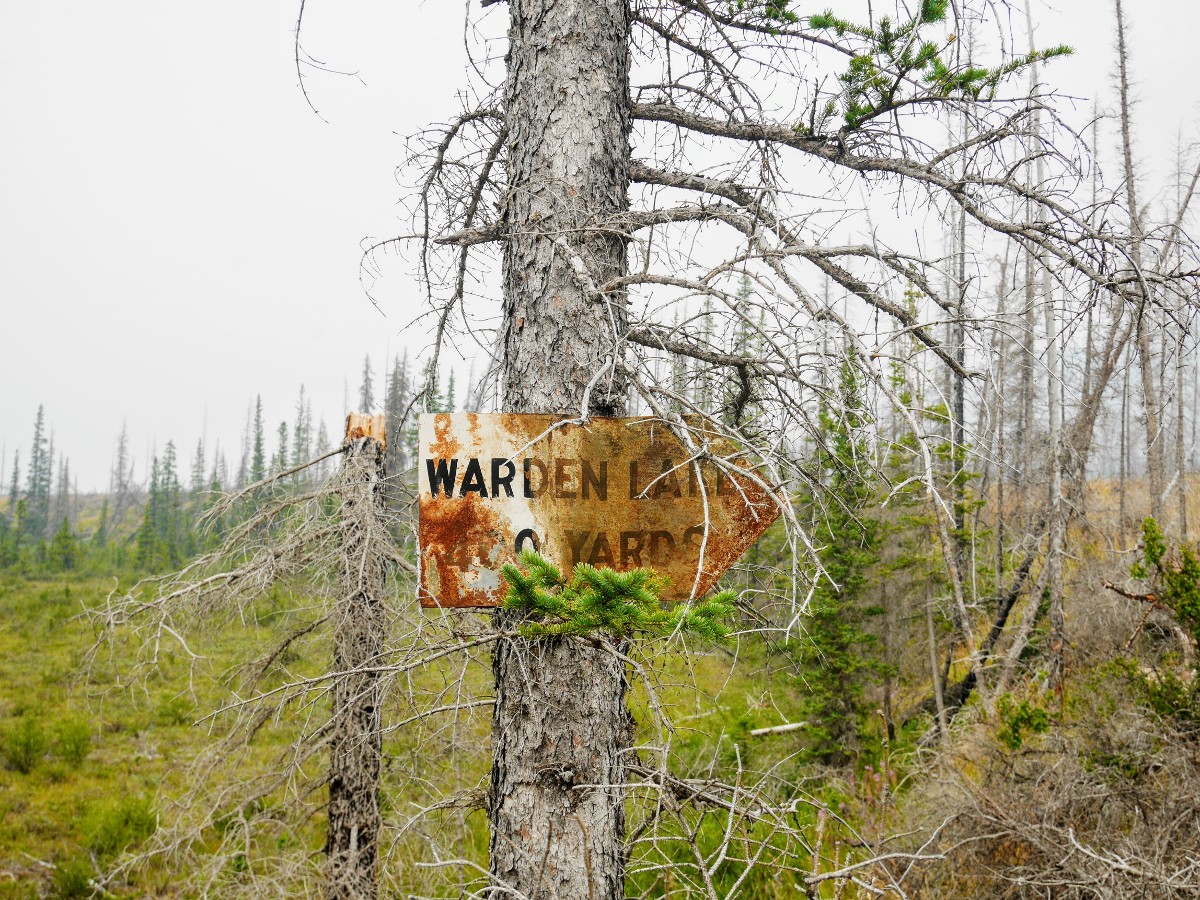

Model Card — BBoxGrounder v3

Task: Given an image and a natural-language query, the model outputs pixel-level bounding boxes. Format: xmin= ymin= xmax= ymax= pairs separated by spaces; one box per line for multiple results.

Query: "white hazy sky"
xmin=2 ymin=0 xmax=1198 ymax=490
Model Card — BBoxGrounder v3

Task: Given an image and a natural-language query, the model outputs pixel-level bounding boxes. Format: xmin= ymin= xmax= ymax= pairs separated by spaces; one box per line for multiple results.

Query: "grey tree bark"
xmin=1023 ymin=1 xmax=1067 ymax=699
xmin=1115 ymin=0 xmax=1166 ymax=524
xmin=326 ymin=435 xmax=387 ymax=899
xmin=490 ymin=1 xmax=631 ymax=897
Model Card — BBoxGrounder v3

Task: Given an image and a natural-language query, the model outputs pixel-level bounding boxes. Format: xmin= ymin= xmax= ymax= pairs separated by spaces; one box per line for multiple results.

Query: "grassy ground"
xmin=0 ymin=570 xmax=862 ymax=898
xmin=0 ymin=575 xmax=318 ymax=898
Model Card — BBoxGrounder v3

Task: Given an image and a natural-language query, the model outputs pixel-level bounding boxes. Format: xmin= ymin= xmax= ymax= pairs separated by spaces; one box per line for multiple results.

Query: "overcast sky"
xmin=2 ymin=0 xmax=1198 ymax=491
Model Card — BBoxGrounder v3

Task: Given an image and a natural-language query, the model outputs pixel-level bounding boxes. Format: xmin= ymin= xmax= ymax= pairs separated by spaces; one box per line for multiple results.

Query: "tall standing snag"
xmin=490 ymin=1 xmax=632 ymax=897
xmin=327 ymin=414 xmax=389 ymax=899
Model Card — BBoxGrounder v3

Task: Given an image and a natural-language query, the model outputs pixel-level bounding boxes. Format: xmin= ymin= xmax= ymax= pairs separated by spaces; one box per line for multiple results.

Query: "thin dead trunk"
xmin=326 ymin=429 xmax=388 ymax=900
xmin=1120 ymin=354 xmax=1129 ymax=545
xmin=1024 ymin=0 xmax=1066 ymax=701
xmin=1021 ymin=248 xmax=1036 ymax=528
xmin=490 ymin=2 xmax=631 ymax=898
xmin=1177 ymin=330 xmax=1189 ymax=537
xmin=1115 ymin=0 xmax=1165 ymax=523
xmin=926 ymin=592 xmax=948 ymax=740
xmin=995 ymin=261 xmax=1008 ymax=585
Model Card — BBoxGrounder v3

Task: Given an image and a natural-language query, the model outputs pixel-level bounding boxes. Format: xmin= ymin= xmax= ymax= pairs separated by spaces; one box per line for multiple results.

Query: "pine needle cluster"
xmin=500 ymin=550 xmax=736 ymax=642
xmin=807 ymin=0 xmax=1071 ymax=129
xmin=1132 ymin=517 xmax=1200 ymax=647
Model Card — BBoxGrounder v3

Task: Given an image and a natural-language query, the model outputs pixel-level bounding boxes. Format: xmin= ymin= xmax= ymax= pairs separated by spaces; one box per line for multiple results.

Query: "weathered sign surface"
xmin=418 ymin=412 xmax=779 ymax=608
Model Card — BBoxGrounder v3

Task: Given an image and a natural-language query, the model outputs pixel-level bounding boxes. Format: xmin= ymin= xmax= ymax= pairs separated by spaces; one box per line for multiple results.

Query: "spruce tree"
xmin=6 ymin=451 xmax=18 ymax=524
xmin=272 ymin=421 xmax=289 ymax=475
xmin=444 ymin=369 xmax=457 ymax=413
xmin=50 ymin=456 xmax=71 ymax=533
xmin=111 ymin=421 xmax=135 ymax=527
xmin=384 ymin=352 xmax=412 ymax=477
xmin=48 ymin=516 xmax=76 ymax=572
xmin=292 ymin=385 xmax=312 ymax=474
xmin=190 ymin=438 xmax=206 ymax=500
xmin=166 ymin=440 xmax=187 ymax=564
xmin=250 ymin=396 xmax=266 ymax=484
xmin=0 ymin=453 xmax=12 ymax=566
xmin=314 ymin=420 xmax=331 ymax=482
xmin=136 ymin=455 xmax=162 ymax=571
xmin=43 ymin=432 xmax=55 ymax=540
xmin=94 ymin=498 xmax=110 ymax=552
xmin=23 ymin=406 xmax=51 ymax=541
xmin=800 ymin=358 xmax=889 ymax=765
xmin=359 ymin=354 xmax=375 ymax=412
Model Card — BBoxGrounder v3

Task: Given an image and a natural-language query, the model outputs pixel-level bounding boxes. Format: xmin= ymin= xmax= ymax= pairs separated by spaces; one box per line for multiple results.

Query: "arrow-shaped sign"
xmin=417 ymin=413 xmax=779 ymax=608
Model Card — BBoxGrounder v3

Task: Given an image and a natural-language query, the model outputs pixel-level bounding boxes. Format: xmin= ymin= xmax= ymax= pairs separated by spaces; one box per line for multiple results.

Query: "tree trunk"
xmin=1177 ymin=330 xmax=1189 ymax=537
xmin=490 ymin=2 xmax=631 ymax=898
xmin=1115 ymin=0 xmax=1165 ymax=523
xmin=326 ymin=434 xmax=388 ymax=899
xmin=1120 ymin=353 xmax=1129 ymax=545
xmin=994 ymin=260 xmax=1008 ymax=584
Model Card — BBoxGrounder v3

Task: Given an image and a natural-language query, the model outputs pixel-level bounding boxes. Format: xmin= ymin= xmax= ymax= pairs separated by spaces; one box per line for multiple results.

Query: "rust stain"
xmin=429 ymin=412 xmax=460 ymax=461
xmin=418 ymin=413 xmax=780 ymax=608
xmin=419 ymin=491 xmax=510 ymax=608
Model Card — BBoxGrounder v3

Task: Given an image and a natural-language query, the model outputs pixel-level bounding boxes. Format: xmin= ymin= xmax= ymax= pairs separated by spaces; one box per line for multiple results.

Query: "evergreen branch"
xmin=500 ymin=551 xmax=736 ymax=642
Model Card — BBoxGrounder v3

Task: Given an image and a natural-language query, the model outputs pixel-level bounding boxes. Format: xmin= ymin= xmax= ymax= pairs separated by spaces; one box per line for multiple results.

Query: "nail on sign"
xmin=417 ymin=413 xmax=779 ymax=608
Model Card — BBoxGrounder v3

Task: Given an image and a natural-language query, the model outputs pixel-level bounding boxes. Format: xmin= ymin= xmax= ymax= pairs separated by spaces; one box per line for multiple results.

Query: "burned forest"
xmin=3 ymin=1 xmax=1200 ymax=898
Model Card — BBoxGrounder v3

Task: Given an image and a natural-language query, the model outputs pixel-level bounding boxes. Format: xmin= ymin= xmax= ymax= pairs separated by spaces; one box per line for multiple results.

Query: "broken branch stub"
xmin=417 ymin=412 xmax=779 ymax=607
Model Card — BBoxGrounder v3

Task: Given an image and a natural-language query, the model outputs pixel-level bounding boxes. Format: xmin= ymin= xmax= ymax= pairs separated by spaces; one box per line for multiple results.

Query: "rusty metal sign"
xmin=417 ymin=413 xmax=779 ymax=608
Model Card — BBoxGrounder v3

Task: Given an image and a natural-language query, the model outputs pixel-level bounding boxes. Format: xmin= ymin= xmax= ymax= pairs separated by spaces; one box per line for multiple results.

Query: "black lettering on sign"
xmin=567 ymin=530 xmax=591 ymax=565
xmin=491 ymin=458 xmax=516 ymax=498
xmin=651 ymin=459 xmax=682 ymax=499
xmin=459 ymin=458 xmax=488 ymax=497
xmin=582 ymin=460 xmax=608 ymax=500
xmin=619 ymin=531 xmax=643 ymax=566
xmin=649 ymin=530 xmax=675 ymax=561
xmin=515 ymin=528 xmax=539 ymax=553
xmin=684 ymin=524 xmax=705 ymax=548
xmin=715 ymin=467 xmax=739 ymax=496
xmin=588 ymin=533 xmax=615 ymax=567
xmin=554 ymin=458 xmax=578 ymax=499
xmin=426 ymin=459 xmax=458 ymax=497
xmin=628 ymin=460 xmax=641 ymax=499
xmin=524 ymin=458 xmax=548 ymax=497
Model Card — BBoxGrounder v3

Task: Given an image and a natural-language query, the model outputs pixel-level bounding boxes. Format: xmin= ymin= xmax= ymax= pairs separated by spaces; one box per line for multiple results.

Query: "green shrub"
xmin=996 ymin=694 xmax=1050 ymax=750
xmin=1116 ymin=519 xmax=1200 ymax=727
xmin=156 ymin=695 xmax=195 ymax=726
xmin=52 ymin=856 xmax=94 ymax=898
xmin=83 ymin=795 xmax=157 ymax=860
xmin=3 ymin=716 xmax=49 ymax=774
xmin=54 ymin=718 xmax=91 ymax=767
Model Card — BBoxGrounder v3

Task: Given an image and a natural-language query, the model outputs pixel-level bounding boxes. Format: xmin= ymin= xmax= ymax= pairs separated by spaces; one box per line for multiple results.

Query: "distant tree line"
xmin=0 ymin=352 xmax=458 ymax=577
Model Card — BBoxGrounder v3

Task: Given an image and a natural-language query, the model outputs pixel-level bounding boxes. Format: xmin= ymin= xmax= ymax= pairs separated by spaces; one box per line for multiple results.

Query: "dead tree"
xmin=326 ymin=415 xmax=388 ymax=899
xmin=84 ymin=421 xmax=414 ymax=898
xmin=1116 ymin=0 xmax=1166 ymax=525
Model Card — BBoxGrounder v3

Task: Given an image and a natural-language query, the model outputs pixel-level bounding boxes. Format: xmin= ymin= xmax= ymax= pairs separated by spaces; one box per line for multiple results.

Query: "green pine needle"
xmin=500 ymin=552 xmax=736 ymax=642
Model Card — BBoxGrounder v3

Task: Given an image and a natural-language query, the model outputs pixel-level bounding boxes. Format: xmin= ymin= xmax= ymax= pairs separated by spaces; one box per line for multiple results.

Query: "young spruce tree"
xmin=801 ymin=357 xmax=889 ymax=765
